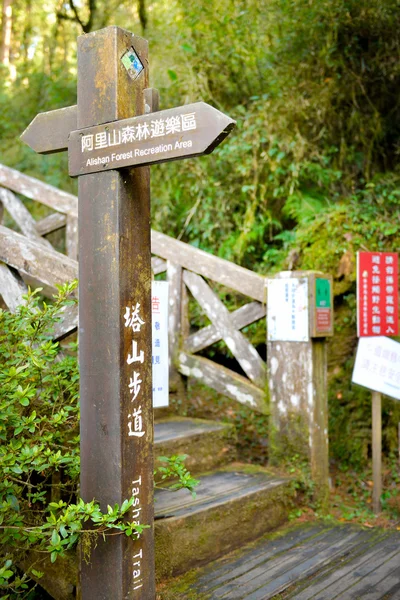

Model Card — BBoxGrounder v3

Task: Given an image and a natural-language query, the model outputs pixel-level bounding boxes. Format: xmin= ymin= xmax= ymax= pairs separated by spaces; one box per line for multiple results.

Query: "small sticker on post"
xmin=121 ymin=47 xmax=144 ymax=80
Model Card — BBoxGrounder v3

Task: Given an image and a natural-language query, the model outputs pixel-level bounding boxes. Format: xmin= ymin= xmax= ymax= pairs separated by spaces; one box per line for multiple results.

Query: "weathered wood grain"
xmin=177 ymin=352 xmax=266 ymax=412
xmin=292 ymin=532 xmax=399 ymax=600
xmin=66 ymin=216 xmax=78 ymax=260
xmin=195 ymin=525 xmax=327 ymax=593
xmin=0 ymin=263 xmax=28 ymax=311
xmin=214 ymin=529 xmax=366 ymax=599
xmin=52 ymin=303 xmax=78 ymax=342
xmin=185 ymin=301 xmax=266 ymax=353
xmin=0 ymin=164 xmax=78 ymax=217
xmin=0 ymin=225 xmax=77 ymax=290
xmin=151 ymin=256 xmax=167 ymax=275
xmin=167 ymin=261 xmax=183 ymax=379
xmin=181 ymin=279 xmax=190 ymax=340
xmin=21 ymin=105 xmax=77 ymax=154
xmin=35 ymin=212 xmax=67 ymax=236
xmin=183 ymin=271 xmax=266 ymax=386
xmin=179 ymin=524 xmax=400 ymax=600
xmin=0 ymin=188 xmax=53 ymax=249
xmin=151 ymin=230 xmax=266 ymax=301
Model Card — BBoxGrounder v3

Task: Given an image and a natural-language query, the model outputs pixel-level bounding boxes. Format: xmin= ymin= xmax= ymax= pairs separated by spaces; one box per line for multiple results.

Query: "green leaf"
xmin=31 ymin=569 xmax=44 ymax=578
xmin=51 ymin=529 xmax=61 ymax=546
xmin=167 ymin=69 xmax=178 ymax=81
xmin=181 ymin=43 xmax=195 ymax=53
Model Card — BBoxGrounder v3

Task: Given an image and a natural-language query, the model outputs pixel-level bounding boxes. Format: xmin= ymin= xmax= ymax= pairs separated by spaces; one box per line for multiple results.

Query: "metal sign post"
xmin=21 ymin=25 xmax=235 ymax=600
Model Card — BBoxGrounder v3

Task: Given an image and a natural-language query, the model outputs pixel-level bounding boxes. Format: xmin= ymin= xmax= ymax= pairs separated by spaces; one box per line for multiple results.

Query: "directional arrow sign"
xmin=20 ymin=89 xmax=159 ymax=155
xmin=21 ymin=106 xmax=78 ymax=154
xmin=68 ymin=102 xmax=235 ymax=177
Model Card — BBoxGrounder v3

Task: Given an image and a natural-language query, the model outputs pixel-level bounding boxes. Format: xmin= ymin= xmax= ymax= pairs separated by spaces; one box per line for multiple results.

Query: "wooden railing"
xmin=0 ymin=163 xmax=268 ymax=412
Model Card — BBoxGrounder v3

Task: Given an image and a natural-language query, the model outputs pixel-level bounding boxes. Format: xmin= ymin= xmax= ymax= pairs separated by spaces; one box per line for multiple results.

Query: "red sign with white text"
xmin=357 ymin=252 xmax=398 ymax=337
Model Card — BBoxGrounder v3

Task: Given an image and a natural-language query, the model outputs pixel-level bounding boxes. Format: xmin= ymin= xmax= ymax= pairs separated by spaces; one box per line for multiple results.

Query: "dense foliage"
xmin=1 ymin=0 xmax=399 ymax=465
xmin=0 ymin=285 xmax=198 ymax=598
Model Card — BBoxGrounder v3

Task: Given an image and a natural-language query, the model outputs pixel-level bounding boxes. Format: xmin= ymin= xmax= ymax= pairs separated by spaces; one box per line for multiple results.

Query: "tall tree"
xmin=0 ymin=0 xmax=13 ymax=66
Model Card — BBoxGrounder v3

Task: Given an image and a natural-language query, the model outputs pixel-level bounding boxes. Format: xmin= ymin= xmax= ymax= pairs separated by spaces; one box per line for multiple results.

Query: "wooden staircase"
xmin=154 ymin=416 xmax=295 ymax=582
xmin=30 ymin=414 xmax=296 ymax=600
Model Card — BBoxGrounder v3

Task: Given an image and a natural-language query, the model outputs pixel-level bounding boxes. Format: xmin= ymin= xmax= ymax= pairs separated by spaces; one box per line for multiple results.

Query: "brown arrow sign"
xmin=20 ymin=89 xmax=159 ymax=154
xmin=21 ymin=105 xmax=78 ymax=154
xmin=68 ymin=102 xmax=235 ymax=177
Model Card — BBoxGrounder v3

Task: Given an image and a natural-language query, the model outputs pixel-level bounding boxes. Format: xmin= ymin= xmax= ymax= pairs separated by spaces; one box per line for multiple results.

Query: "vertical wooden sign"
xmin=77 ymin=28 xmax=154 ymax=598
xmin=21 ymin=25 xmax=235 ymax=598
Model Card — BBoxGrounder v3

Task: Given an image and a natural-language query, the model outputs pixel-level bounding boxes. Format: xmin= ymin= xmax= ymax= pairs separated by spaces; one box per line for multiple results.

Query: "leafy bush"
xmin=0 ymin=284 xmax=197 ymax=598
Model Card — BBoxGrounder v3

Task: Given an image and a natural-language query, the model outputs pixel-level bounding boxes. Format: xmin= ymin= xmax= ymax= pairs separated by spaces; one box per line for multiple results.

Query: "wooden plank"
xmin=181 ymin=280 xmax=190 ymax=340
xmin=21 ymin=105 xmax=77 ymax=154
xmin=0 ymin=163 xmax=78 ymax=218
xmin=336 ymin=547 xmax=400 ymax=599
xmin=0 ymin=263 xmax=28 ymax=311
xmin=290 ymin=531 xmax=393 ymax=600
xmin=154 ymin=419 xmax=224 ymax=444
xmin=167 ymin=261 xmax=182 ymax=380
xmin=177 ymin=352 xmax=266 ymax=412
xmin=245 ymin=532 xmax=373 ymax=600
xmin=183 ymin=271 xmax=266 ymax=386
xmin=66 ymin=216 xmax=78 ymax=260
xmin=215 ymin=529 xmax=368 ymax=600
xmin=144 ymin=88 xmax=160 ymax=113
xmin=52 ymin=303 xmax=78 ymax=342
xmin=151 ymin=229 xmax=266 ymax=301
xmin=185 ymin=301 xmax=266 ymax=353
xmin=210 ymin=528 xmax=349 ymax=599
xmin=0 ymin=225 xmax=77 ymax=290
xmin=155 ymin=470 xmax=285 ymax=517
xmin=196 ymin=525 xmax=329 ymax=594
xmin=151 ymin=256 xmax=167 ymax=275
xmin=35 ymin=212 xmax=67 ymax=236
xmin=0 ymin=188 xmax=53 ymax=248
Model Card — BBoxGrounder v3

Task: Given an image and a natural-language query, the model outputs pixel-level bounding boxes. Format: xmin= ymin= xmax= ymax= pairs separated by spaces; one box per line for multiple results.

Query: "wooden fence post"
xmin=267 ymin=271 xmax=333 ymax=508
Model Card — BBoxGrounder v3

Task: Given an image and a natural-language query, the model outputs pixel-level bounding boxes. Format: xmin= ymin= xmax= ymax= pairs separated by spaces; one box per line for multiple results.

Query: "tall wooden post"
xmin=78 ymin=28 xmax=154 ymax=598
xmin=20 ymin=25 xmax=235 ymax=598
xmin=267 ymin=271 xmax=332 ymax=509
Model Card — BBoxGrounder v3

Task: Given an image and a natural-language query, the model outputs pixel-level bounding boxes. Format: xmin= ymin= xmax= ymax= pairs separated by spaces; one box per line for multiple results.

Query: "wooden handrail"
xmin=0 ymin=163 xmax=268 ymax=411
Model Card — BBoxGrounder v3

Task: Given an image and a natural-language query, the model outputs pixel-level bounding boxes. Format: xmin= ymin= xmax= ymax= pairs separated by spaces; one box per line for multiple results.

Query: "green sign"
xmin=316 ymin=278 xmax=331 ymax=308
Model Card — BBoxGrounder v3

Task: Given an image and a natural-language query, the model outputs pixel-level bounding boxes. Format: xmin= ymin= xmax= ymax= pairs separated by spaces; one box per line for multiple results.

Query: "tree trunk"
xmin=138 ymin=0 xmax=147 ymax=32
xmin=0 ymin=0 xmax=13 ymax=67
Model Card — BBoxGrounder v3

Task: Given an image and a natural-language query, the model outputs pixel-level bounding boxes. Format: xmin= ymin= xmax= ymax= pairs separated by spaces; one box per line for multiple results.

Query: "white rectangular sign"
xmin=267 ymin=277 xmax=309 ymax=342
xmin=352 ymin=336 xmax=400 ymax=400
xmin=152 ymin=281 xmax=169 ymax=408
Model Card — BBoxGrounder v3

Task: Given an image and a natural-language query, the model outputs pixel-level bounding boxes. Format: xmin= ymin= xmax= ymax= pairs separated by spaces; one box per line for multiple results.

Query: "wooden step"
xmin=154 ymin=417 xmax=236 ymax=473
xmin=161 ymin=523 xmax=400 ymax=599
xmin=155 ymin=465 xmax=295 ymax=580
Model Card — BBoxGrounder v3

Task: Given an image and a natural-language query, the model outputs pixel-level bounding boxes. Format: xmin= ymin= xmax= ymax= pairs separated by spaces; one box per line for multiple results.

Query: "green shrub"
xmin=0 ymin=283 xmax=197 ymax=598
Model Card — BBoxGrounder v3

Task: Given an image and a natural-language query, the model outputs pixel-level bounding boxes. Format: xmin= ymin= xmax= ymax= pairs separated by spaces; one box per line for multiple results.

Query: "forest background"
xmin=1 ymin=0 xmax=400 ymax=471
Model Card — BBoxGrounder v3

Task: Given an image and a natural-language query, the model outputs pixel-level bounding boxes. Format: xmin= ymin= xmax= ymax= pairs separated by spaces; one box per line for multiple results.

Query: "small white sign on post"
xmin=267 ymin=277 xmax=309 ymax=342
xmin=352 ymin=336 xmax=400 ymax=401
xmin=152 ymin=281 xmax=169 ymax=408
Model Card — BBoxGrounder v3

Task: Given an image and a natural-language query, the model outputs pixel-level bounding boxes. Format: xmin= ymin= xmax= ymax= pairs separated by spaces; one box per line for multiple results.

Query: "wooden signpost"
xmin=21 ymin=26 xmax=234 ymax=599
